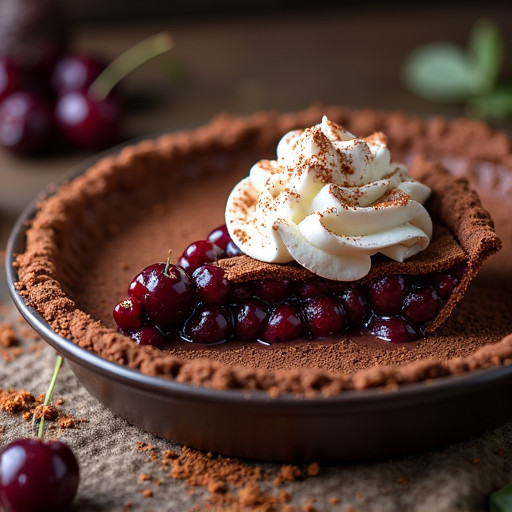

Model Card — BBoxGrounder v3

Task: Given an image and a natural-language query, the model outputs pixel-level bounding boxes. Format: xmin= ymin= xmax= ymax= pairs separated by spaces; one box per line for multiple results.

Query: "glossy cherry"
xmin=303 ymin=296 xmax=347 ymax=337
xmin=225 ymin=240 xmax=243 ymax=257
xmin=402 ymin=287 xmax=443 ymax=324
xmin=0 ymin=91 xmax=54 ymax=155
xmin=129 ymin=262 xmax=195 ymax=327
xmin=113 ymin=298 xmax=142 ymax=330
xmin=128 ymin=325 xmax=167 ymax=349
xmin=337 ymin=285 xmax=370 ymax=326
xmin=55 ymin=90 xmax=120 ymax=149
xmin=0 ymin=438 xmax=79 ymax=512
xmin=182 ymin=304 xmax=233 ymax=344
xmin=207 ymin=224 xmax=231 ymax=251
xmin=261 ymin=303 xmax=304 ymax=343
xmin=368 ymin=275 xmax=409 ymax=316
xmin=368 ymin=316 xmax=419 ymax=343
xmin=51 ymin=54 xmax=107 ymax=94
xmin=234 ymin=299 xmax=268 ymax=341
xmin=254 ymin=277 xmax=294 ymax=303
xmin=178 ymin=241 xmax=224 ymax=274
xmin=192 ymin=264 xmax=232 ymax=305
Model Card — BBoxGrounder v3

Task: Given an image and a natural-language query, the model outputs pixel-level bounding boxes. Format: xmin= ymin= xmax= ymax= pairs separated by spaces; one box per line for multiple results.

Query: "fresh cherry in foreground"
xmin=0 ymin=438 xmax=79 ymax=512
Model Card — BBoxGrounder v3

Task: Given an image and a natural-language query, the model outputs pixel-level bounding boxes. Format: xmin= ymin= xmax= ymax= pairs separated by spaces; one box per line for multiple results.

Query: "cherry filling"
xmin=113 ymin=225 xmax=467 ymax=346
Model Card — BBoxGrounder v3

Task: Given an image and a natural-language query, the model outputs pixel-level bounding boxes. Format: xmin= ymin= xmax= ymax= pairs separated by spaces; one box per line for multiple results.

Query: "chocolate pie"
xmin=13 ymin=106 xmax=512 ymax=395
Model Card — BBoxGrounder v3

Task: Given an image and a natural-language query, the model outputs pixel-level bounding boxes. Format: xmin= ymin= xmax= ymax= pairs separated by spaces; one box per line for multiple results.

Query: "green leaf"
xmin=468 ymin=19 xmax=505 ymax=93
xmin=403 ymin=42 xmax=480 ymax=103
xmin=489 ymin=482 xmax=512 ymax=512
xmin=468 ymin=83 xmax=512 ymax=119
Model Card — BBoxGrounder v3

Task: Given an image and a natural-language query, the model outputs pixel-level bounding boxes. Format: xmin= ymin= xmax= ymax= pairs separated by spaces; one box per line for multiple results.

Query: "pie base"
xmin=14 ymin=106 xmax=512 ymax=395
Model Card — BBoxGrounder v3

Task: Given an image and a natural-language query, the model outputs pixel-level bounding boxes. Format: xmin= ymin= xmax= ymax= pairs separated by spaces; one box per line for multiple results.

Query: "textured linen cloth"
xmin=1 ymin=264 xmax=511 ymax=512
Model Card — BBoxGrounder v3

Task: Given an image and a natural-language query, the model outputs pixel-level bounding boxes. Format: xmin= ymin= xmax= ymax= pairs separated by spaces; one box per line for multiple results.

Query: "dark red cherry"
xmin=192 ymin=264 xmax=232 ymax=305
xmin=254 ymin=277 xmax=294 ymax=303
xmin=368 ymin=275 xmax=409 ymax=316
xmin=432 ymin=271 xmax=459 ymax=298
xmin=128 ymin=325 xmax=167 ymax=348
xmin=178 ymin=241 xmax=224 ymax=274
xmin=234 ymin=299 xmax=268 ymax=341
xmin=207 ymin=224 xmax=231 ymax=251
xmin=303 ymin=296 xmax=347 ymax=337
xmin=0 ymin=91 xmax=54 ymax=155
xmin=129 ymin=262 xmax=195 ymax=327
xmin=55 ymin=90 xmax=120 ymax=149
xmin=0 ymin=438 xmax=79 ymax=512
xmin=182 ymin=304 xmax=233 ymax=344
xmin=232 ymin=282 xmax=254 ymax=301
xmin=337 ymin=285 xmax=370 ymax=325
xmin=402 ymin=287 xmax=443 ymax=324
xmin=298 ymin=277 xmax=331 ymax=299
xmin=113 ymin=298 xmax=142 ymax=330
xmin=51 ymin=54 xmax=107 ymax=94
xmin=261 ymin=303 xmax=304 ymax=343
xmin=0 ymin=58 xmax=22 ymax=102
xmin=225 ymin=240 xmax=243 ymax=257
xmin=368 ymin=316 xmax=419 ymax=343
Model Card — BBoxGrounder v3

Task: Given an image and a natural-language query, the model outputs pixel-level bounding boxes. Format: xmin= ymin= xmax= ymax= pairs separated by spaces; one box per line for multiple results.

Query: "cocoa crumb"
xmin=329 ymin=497 xmax=340 ymax=505
xmin=58 ymin=413 xmax=86 ymax=429
xmin=277 ymin=465 xmax=304 ymax=483
xmin=473 ymin=457 xmax=481 ymax=465
xmin=33 ymin=404 xmax=58 ymax=421
xmin=306 ymin=463 xmax=320 ymax=477
xmin=141 ymin=489 xmax=153 ymax=498
xmin=0 ymin=322 xmax=17 ymax=347
xmin=208 ymin=480 xmax=227 ymax=494
xmin=139 ymin=473 xmax=152 ymax=482
xmin=237 ymin=482 xmax=273 ymax=508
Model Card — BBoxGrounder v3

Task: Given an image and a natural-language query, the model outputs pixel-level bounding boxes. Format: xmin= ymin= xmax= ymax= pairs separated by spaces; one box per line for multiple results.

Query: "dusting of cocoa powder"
xmin=0 ymin=387 xmax=85 ymax=430
xmin=136 ymin=443 xmax=320 ymax=511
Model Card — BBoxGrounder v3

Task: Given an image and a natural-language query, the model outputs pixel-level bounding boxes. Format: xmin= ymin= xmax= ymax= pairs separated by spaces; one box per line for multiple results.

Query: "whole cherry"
xmin=55 ymin=90 xmax=120 ymax=149
xmin=51 ymin=54 xmax=107 ymax=94
xmin=0 ymin=439 xmax=79 ymax=512
xmin=129 ymin=260 xmax=195 ymax=327
xmin=0 ymin=91 xmax=54 ymax=155
xmin=0 ymin=356 xmax=79 ymax=512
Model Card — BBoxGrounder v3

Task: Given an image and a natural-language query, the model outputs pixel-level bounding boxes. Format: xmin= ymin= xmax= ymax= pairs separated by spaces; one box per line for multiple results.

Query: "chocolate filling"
xmin=13 ymin=106 xmax=512 ymax=395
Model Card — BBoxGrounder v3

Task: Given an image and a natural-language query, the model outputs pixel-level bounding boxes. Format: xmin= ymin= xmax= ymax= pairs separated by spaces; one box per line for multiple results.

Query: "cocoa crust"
xmin=13 ymin=105 xmax=512 ymax=396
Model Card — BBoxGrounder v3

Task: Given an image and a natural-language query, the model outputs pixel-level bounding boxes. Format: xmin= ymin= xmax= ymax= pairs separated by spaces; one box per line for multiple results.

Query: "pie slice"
xmin=112 ymin=123 xmax=501 ymax=346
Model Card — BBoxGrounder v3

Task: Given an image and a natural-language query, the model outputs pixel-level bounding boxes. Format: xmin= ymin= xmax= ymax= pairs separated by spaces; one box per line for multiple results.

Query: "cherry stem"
xmin=164 ymin=249 xmax=172 ymax=277
xmin=88 ymin=31 xmax=174 ymax=102
xmin=37 ymin=354 xmax=64 ymax=439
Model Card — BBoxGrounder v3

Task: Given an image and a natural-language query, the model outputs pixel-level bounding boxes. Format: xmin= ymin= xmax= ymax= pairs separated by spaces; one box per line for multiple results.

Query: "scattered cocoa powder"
xmin=0 ymin=387 xmax=84 ymax=430
xmin=136 ymin=443 xmax=322 ymax=511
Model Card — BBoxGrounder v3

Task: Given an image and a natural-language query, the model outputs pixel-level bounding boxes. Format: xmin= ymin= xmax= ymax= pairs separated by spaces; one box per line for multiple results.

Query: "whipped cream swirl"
xmin=225 ymin=116 xmax=433 ymax=281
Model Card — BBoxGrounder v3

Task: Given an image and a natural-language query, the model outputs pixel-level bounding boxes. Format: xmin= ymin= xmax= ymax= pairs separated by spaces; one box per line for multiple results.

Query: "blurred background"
xmin=1 ymin=0 xmax=511 ymax=241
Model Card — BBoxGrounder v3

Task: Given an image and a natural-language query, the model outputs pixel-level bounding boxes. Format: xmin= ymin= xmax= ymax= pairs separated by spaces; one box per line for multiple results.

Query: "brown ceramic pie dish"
xmin=6 ymin=106 xmax=512 ymax=461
